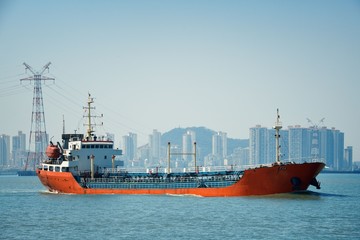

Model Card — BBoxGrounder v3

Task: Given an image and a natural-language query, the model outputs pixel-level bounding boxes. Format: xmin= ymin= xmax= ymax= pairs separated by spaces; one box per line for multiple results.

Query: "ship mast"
xmin=273 ymin=108 xmax=282 ymax=164
xmin=83 ymin=94 xmax=103 ymax=140
xmin=84 ymin=94 xmax=94 ymax=139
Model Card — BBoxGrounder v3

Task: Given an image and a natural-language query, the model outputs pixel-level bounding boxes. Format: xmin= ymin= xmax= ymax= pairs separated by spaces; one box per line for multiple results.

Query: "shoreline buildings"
xmin=0 ymin=125 xmax=354 ymax=171
xmin=249 ymin=125 xmax=351 ymax=171
xmin=0 ymin=131 xmax=27 ymax=168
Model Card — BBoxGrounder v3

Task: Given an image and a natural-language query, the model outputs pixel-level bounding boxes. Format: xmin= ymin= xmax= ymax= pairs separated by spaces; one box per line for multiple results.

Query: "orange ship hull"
xmin=37 ymin=162 xmax=324 ymax=197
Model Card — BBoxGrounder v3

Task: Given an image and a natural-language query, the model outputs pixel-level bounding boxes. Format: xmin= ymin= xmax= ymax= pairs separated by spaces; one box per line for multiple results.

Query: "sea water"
xmin=0 ymin=174 xmax=359 ymax=240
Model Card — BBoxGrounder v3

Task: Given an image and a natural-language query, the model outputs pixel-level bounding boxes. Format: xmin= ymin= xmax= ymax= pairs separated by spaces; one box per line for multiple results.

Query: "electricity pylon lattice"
xmin=20 ymin=62 xmax=54 ymax=170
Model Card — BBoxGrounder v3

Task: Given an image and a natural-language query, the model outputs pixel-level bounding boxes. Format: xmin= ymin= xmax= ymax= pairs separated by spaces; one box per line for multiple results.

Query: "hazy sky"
xmin=1 ymin=0 xmax=359 ymax=160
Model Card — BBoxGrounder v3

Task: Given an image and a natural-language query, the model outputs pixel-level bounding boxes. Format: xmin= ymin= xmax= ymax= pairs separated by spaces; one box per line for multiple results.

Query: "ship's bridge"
xmin=65 ymin=138 xmax=121 ymax=170
xmin=66 ymin=139 xmax=114 ymax=151
xmin=80 ymin=140 xmax=114 ymax=149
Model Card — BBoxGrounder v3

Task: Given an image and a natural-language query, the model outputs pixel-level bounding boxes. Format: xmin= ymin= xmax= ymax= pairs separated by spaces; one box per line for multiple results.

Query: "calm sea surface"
xmin=0 ymin=174 xmax=359 ymax=240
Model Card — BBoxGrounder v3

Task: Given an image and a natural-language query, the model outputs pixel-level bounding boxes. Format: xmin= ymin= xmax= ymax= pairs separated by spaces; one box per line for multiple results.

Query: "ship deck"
xmin=78 ymin=171 xmax=243 ymax=189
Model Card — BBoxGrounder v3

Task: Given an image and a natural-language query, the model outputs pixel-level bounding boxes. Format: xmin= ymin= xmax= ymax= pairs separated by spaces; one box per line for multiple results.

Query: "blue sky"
xmin=1 ymin=0 xmax=359 ymax=160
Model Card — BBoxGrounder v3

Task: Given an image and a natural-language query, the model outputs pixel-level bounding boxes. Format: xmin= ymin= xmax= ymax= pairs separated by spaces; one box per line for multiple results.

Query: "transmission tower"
xmin=20 ymin=62 xmax=54 ymax=170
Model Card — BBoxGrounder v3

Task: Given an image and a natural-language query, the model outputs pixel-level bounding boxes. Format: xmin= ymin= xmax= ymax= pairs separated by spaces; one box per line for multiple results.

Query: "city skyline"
xmin=1 ymin=122 xmax=353 ymax=171
xmin=1 ymin=1 xmax=359 ymax=161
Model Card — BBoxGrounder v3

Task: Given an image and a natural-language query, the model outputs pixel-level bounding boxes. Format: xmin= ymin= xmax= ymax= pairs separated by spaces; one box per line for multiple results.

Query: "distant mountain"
xmin=161 ymin=127 xmax=249 ymax=158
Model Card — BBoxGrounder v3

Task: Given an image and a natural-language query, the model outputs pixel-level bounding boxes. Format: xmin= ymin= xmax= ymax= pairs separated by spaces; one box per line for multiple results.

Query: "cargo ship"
xmin=37 ymin=94 xmax=325 ymax=196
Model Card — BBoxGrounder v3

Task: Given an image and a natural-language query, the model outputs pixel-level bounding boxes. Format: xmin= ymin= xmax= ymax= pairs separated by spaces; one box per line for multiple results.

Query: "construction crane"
xmin=306 ymin=118 xmax=325 ymax=129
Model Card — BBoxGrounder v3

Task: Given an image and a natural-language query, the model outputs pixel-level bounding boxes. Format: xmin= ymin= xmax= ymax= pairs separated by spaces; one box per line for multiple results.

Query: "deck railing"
xmin=81 ymin=173 xmax=242 ymax=184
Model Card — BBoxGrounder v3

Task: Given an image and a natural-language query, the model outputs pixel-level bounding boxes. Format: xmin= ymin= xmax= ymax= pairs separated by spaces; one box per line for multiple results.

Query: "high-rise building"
xmin=249 ymin=124 xmax=345 ymax=170
xmin=122 ymin=132 xmax=137 ymax=161
xmin=212 ymin=131 xmax=227 ymax=158
xmin=12 ymin=131 xmax=26 ymax=167
xmin=288 ymin=125 xmax=311 ymax=163
xmin=249 ymin=125 xmax=268 ymax=165
xmin=251 ymin=127 xmax=289 ymax=164
xmin=318 ymin=127 xmax=344 ymax=170
xmin=182 ymin=131 xmax=196 ymax=163
xmin=212 ymin=134 xmax=220 ymax=156
xmin=0 ymin=134 xmax=11 ymax=167
xmin=169 ymin=144 xmax=182 ymax=168
xmin=344 ymin=146 xmax=353 ymax=171
xmin=149 ymin=129 xmax=161 ymax=165
xmin=222 ymin=132 xmax=227 ymax=158
xmin=137 ymin=144 xmax=150 ymax=167
xmin=230 ymin=147 xmax=249 ymax=166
